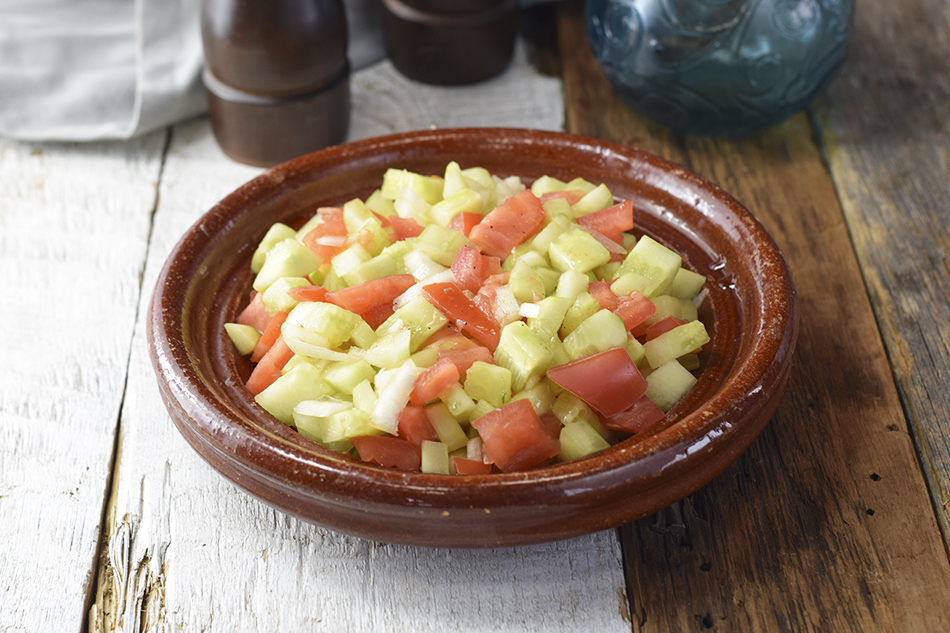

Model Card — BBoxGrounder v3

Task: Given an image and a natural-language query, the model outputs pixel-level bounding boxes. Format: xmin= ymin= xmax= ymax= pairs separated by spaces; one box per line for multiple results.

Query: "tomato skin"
xmin=397 ymin=405 xmax=439 ymax=445
xmin=472 ymin=399 xmax=561 ymax=472
xmin=422 ymin=282 xmax=501 ymax=351
xmin=469 ymin=189 xmax=545 ymax=259
xmin=615 ymin=291 xmax=656 ymax=333
xmin=287 ymin=285 xmax=329 ymax=303
xmin=301 ymin=217 xmax=347 ymax=261
xmin=645 ymin=315 xmax=689 ymax=340
xmin=390 ymin=216 xmax=425 ymax=240
xmin=245 ymin=337 xmax=294 ymax=395
xmin=588 ymin=280 xmax=619 ymax=311
xmin=451 ymin=456 xmax=493 ymax=475
xmin=436 ymin=346 xmax=494 ymax=374
xmin=250 ymin=311 xmax=289 ymax=362
xmin=236 ymin=292 xmax=271 ymax=333
xmin=448 ymin=212 xmax=484 ymax=238
xmin=451 ymin=245 xmax=501 ymax=294
xmin=546 ymin=347 xmax=648 ymax=417
xmin=409 ymin=357 xmax=461 ymax=405
xmin=577 ymin=200 xmax=634 ymax=244
xmin=325 ymin=274 xmax=416 ymax=315
xmin=351 ymin=435 xmax=422 ymax=471
xmin=603 ymin=396 xmax=666 ymax=434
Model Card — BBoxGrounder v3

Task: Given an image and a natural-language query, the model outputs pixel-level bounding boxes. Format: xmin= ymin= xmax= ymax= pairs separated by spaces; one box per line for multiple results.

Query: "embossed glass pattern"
xmin=586 ymin=0 xmax=854 ymax=135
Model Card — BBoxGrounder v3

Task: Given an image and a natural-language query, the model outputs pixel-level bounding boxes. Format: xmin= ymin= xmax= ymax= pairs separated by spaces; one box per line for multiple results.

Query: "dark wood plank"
xmin=556 ymin=0 xmax=950 ymax=630
xmin=816 ymin=0 xmax=950 ymax=544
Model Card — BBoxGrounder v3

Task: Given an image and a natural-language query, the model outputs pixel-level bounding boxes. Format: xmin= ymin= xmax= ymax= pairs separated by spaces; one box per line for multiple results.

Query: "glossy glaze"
xmin=147 ymin=128 xmax=799 ymax=547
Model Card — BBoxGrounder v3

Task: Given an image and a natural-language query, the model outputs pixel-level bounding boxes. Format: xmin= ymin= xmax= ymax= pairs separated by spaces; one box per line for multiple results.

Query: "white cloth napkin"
xmin=0 ymin=0 xmax=387 ymax=141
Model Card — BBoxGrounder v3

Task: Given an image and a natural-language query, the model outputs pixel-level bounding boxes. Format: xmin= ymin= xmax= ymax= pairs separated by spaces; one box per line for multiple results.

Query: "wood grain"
xmin=816 ymin=0 xmax=950 ymax=544
xmin=557 ymin=0 xmax=950 ymax=630
xmin=0 ymin=133 xmax=167 ymax=632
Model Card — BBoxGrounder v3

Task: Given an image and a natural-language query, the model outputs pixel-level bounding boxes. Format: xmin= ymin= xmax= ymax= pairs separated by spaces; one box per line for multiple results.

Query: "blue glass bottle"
xmin=586 ymin=0 xmax=854 ymax=136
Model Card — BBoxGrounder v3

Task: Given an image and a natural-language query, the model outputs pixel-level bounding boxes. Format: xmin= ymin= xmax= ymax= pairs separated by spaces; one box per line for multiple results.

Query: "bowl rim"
xmin=148 ymin=126 xmax=798 ymax=538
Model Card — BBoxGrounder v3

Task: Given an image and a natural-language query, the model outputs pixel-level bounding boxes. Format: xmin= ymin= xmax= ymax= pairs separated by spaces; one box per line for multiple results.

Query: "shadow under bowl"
xmin=147 ymin=127 xmax=799 ymax=548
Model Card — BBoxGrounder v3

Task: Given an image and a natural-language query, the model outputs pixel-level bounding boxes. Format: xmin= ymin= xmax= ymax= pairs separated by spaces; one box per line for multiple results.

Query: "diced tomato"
xmin=539 ymin=189 xmax=586 ymax=205
xmin=603 ymin=396 xmax=666 ymax=434
xmin=645 ymin=316 xmax=690 ymax=341
xmin=287 ymin=285 xmax=328 ymax=303
xmin=397 ymin=405 xmax=439 ymax=445
xmin=546 ymin=347 xmax=648 ymax=417
xmin=351 ymin=435 xmax=422 ymax=471
xmin=301 ymin=217 xmax=348 ymax=261
xmin=451 ymin=456 xmax=493 ymax=475
xmin=615 ymin=291 xmax=656 ymax=333
xmin=236 ymin=292 xmax=271 ymax=333
xmin=325 ymin=274 xmax=416 ymax=315
xmin=436 ymin=346 xmax=494 ymax=374
xmin=245 ymin=337 xmax=294 ymax=396
xmin=421 ymin=327 xmax=477 ymax=351
xmin=422 ymin=282 xmax=501 ymax=351
xmin=588 ymin=280 xmax=619 ymax=311
xmin=389 ymin=216 xmax=425 ymax=240
xmin=539 ymin=412 xmax=562 ymax=438
xmin=577 ymin=200 xmax=634 ymax=244
xmin=409 ymin=357 xmax=461 ymax=405
xmin=472 ymin=399 xmax=561 ymax=472
xmin=250 ymin=311 xmax=289 ymax=362
xmin=361 ymin=302 xmax=396 ymax=330
xmin=451 ymin=245 xmax=502 ymax=294
xmin=468 ymin=189 xmax=545 ymax=259
xmin=448 ymin=212 xmax=484 ymax=237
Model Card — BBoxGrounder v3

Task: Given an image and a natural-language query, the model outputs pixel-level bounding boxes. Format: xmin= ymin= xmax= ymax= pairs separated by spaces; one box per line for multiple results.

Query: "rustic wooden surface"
xmin=557 ymin=0 xmax=950 ymax=630
xmin=3 ymin=2 xmax=950 ymax=631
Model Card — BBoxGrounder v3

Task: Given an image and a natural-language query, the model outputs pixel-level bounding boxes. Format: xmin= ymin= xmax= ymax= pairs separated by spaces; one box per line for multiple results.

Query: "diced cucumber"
xmin=361 ymin=326 xmax=412 ymax=369
xmin=541 ymin=197 xmax=574 ymax=223
xmin=494 ymin=321 xmax=555 ymax=393
xmin=347 ymin=251 xmax=401 ymax=285
xmin=564 ymin=176 xmax=598 ymax=194
xmin=559 ymin=291 xmax=600 ymax=338
xmin=526 ymin=295 xmax=571 ymax=345
xmin=365 ymin=188 xmax=397 ymax=218
xmin=414 ymin=223 xmax=473 ymax=266
xmin=260 ymin=276 xmax=310 ymax=314
xmin=618 ymin=235 xmax=682 ymax=297
xmin=381 ymin=168 xmax=444 ymax=205
xmin=571 ymin=183 xmax=613 ymax=217
xmin=324 ymin=359 xmax=376 ymax=395
xmin=643 ymin=320 xmax=710 ymax=369
xmin=669 ymin=267 xmax=707 ymax=300
xmin=510 ymin=379 xmax=555 ymax=415
xmin=377 ymin=294 xmax=448 ymax=352
xmin=530 ymin=175 xmax=568 ymax=197
xmin=255 ymin=363 xmax=333 ymax=425
xmin=251 ymin=223 xmax=296 ymax=273
xmin=624 ymin=334 xmax=647 ymax=368
xmin=554 ymin=269 xmax=590 ymax=303
xmin=548 ymin=228 xmax=612 ymax=273
xmin=558 ymin=420 xmax=611 ymax=462
xmin=529 ymin=213 xmax=571 ymax=253
xmin=285 ymin=301 xmax=364 ymax=349
xmin=426 ymin=402 xmax=469 ymax=451
xmin=440 ymin=383 xmax=476 ymax=421
xmin=253 ymin=238 xmax=322 ymax=293
xmin=351 ymin=379 xmax=377 ymax=414
xmin=224 ymin=323 xmax=261 ymax=355
xmin=562 ymin=309 xmax=627 ymax=360
xmin=330 ymin=242 xmax=372 ymax=281
xmin=508 ymin=259 xmax=546 ymax=302
xmin=429 ymin=188 xmax=484 ymax=227
xmin=551 ymin=391 xmax=599 ymax=427
xmin=463 ymin=361 xmax=512 ymax=408
xmin=645 ymin=360 xmax=698 ymax=411
xmin=468 ymin=399 xmax=496 ymax=422
xmin=342 ymin=198 xmax=376 ymax=234
xmin=610 ymin=272 xmax=651 ymax=296
xmin=421 ymin=440 xmax=450 ymax=474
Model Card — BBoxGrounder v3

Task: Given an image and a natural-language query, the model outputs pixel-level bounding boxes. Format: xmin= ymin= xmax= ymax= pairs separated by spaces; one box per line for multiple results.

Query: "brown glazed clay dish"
xmin=148 ymin=128 xmax=798 ymax=548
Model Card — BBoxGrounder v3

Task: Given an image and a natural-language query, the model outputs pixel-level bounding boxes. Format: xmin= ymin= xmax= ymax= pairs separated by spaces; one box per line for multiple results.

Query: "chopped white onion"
xmin=294 ymin=397 xmax=353 ymax=418
xmin=519 ymin=302 xmax=542 ymax=319
xmin=576 ymin=224 xmax=627 ymax=254
xmin=370 ymin=359 xmax=420 ymax=435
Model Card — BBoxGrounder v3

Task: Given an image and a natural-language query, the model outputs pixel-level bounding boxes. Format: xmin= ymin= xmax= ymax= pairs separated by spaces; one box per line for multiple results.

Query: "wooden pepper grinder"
xmin=201 ymin=0 xmax=351 ymax=167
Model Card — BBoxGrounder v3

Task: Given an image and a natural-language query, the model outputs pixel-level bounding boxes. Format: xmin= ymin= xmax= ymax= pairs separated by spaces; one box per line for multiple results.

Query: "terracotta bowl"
xmin=148 ymin=128 xmax=798 ymax=548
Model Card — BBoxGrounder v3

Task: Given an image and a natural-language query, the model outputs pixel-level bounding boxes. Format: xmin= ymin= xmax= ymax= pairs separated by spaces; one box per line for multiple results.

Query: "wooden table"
xmin=3 ymin=2 xmax=949 ymax=630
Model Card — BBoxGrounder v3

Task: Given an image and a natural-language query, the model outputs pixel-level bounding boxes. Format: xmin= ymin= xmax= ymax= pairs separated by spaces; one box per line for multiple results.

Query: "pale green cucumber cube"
xmin=224 ymin=323 xmax=261 ymax=355
xmin=515 ymin=249 xmax=549 ymax=269
xmin=281 ymin=355 xmax=326 ymax=375
xmin=494 ymin=321 xmax=555 ymax=392
xmin=670 ymin=267 xmax=707 ymax=300
xmin=253 ymin=238 xmax=322 ymax=293
xmin=463 ymin=361 xmax=512 ymax=408
xmin=415 ymin=223 xmax=473 ymax=266
xmin=365 ymin=188 xmax=397 ymax=218
xmin=643 ymin=320 xmax=710 ymax=369
xmin=502 ymin=243 xmax=535 ymax=272
xmin=558 ymin=420 xmax=610 ymax=462
xmin=404 ymin=248 xmax=448 ymax=280
xmin=468 ymin=399 xmax=496 ymax=422
xmin=559 ymin=292 xmax=601 ymax=338
xmin=260 ymin=276 xmax=310 ymax=315
xmin=330 ymin=242 xmax=372 ymax=280
xmin=644 ymin=294 xmax=696 ymax=329
xmin=346 ymin=217 xmax=390 ymax=259
xmin=645 ymin=360 xmax=698 ymax=411
xmin=563 ymin=309 xmax=627 ymax=360
xmin=429 ymin=188 xmax=484 ymax=227
xmin=255 ymin=363 xmax=333 ymax=425
xmin=551 ymin=391 xmax=599 ymax=427
xmin=541 ymin=197 xmax=574 ymax=223
xmin=324 ymin=359 xmax=376 ymax=395
xmin=285 ymin=302 xmax=364 ymax=349
xmin=444 ymin=162 xmax=496 ymax=209
xmin=680 ymin=353 xmax=701 ymax=371
xmin=536 ymin=267 xmax=561 ymax=296
xmin=529 ymin=213 xmax=571 ymax=253
xmin=361 ymin=326 xmax=412 ymax=369
xmin=527 ymin=295 xmax=571 ymax=345
xmin=610 ymin=272 xmax=652 ymax=296
xmin=342 ymin=198 xmax=376 ymax=233
xmin=624 ymin=334 xmax=647 ymax=368
xmin=321 ymin=266 xmax=346 ymax=291
xmin=564 ymin=176 xmax=598 ymax=194
xmin=426 ymin=402 xmax=469 ymax=451
xmin=548 ymin=228 xmax=611 ymax=273
xmin=351 ymin=379 xmax=377 ymax=414
xmin=410 ymin=346 xmax=439 ymax=368
xmin=307 ymin=264 xmax=327 ymax=287
xmin=252 ymin=223 xmax=296 ymax=273
xmin=421 ymin=440 xmax=450 ymax=474
xmin=530 ymin=175 xmax=568 ymax=197
xmin=618 ymin=235 xmax=682 ymax=297
xmin=509 ymin=259 xmax=546 ymax=302
xmin=440 ymin=383 xmax=476 ymax=421
xmin=347 ymin=251 xmax=400 ymax=285
xmin=381 ymin=168 xmax=444 ymax=204
xmin=555 ymin=270 xmax=590 ymax=302
xmin=510 ymin=379 xmax=555 ymax=415
xmin=594 ymin=261 xmax=622 ymax=281
xmin=571 ymin=183 xmax=613 ymax=216
xmin=394 ymin=186 xmax=433 ymax=225
xmin=377 ymin=295 xmax=448 ymax=352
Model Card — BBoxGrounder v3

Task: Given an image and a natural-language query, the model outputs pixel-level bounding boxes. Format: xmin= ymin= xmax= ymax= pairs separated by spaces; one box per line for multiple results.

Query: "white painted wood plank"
xmin=91 ymin=44 xmax=630 ymax=632
xmin=0 ymin=134 xmax=168 ymax=633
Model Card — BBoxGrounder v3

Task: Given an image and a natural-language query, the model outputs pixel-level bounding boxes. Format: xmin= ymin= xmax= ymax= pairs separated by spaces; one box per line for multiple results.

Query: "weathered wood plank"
xmin=89 ymin=47 xmax=633 ymax=632
xmin=557 ymin=0 xmax=950 ymax=630
xmin=0 ymin=134 xmax=167 ymax=632
xmin=816 ymin=0 xmax=950 ymax=544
